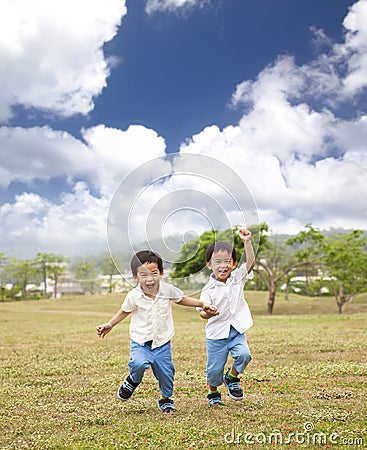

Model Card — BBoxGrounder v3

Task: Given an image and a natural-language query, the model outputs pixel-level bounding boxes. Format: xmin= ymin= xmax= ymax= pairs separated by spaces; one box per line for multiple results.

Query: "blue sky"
xmin=0 ymin=0 xmax=366 ymax=259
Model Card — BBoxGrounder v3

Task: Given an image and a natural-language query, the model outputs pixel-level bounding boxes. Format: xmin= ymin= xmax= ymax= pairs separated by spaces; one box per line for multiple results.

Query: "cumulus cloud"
xmin=0 ymin=183 xmax=109 ymax=257
xmin=0 ymin=0 xmax=127 ymax=121
xmin=81 ymin=124 xmax=167 ymax=197
xmin=1 ymin=0 xmax=367 ymax=259
xmin=180 ymin=1 xmax=367 ymax=234
xmin=341 ymin=0 xmax=367 ymax=95
xmin=0 ymin=126 xmax=94 ymax=188
xmin=0 ymin=124 xmax=167 ymax=257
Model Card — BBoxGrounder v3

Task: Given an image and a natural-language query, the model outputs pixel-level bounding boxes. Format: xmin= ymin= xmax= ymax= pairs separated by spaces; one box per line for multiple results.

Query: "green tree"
xmin=73 ymin=257 xmax=98 ymax=295
xmin=101 ymin=253 xmax=119 ymax=294
xmin=286 ymin=224 xmax=325 ymax=296
xmin=322 ymin=230 xmax=367 ymax=313
xmin=253 ymin=236 xmax=298 ymax=314
xmin=7 ymin=258 xmax=37 ymax=301
xmin=35 ymin=253 xmax=67 ymax=298
xmin=0 ymin=253 xmax=8 ymax=301
xmin=252 ymin=224 xmax=320 ymax=314
xmin=49 ymin=261 xmax=67 ymax=298
xmin=171 ymin=227 xmax=246 ymax=280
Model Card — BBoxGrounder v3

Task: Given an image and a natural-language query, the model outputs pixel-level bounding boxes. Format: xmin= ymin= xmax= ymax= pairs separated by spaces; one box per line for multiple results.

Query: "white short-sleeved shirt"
xmin=200 ymin=264 xmax=253 ymax=339
xmin=121 ymin=281 xmax=183 ymax=349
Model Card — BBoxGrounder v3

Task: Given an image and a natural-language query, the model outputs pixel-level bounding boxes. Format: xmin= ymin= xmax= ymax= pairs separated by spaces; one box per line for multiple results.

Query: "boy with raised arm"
xmin=199 ymin=229 xmax=255 ymax=406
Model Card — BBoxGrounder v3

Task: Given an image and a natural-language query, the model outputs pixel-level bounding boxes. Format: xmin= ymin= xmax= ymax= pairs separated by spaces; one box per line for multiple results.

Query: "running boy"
xmin=199 ymin=229 xmax=255 ymax=406
xmin=96 ymin=250 xmax=218 ymax=413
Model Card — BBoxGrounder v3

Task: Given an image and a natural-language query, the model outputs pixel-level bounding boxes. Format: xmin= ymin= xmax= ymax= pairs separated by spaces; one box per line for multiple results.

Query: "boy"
xmin=199 ymin=229 xmax=255 ymax=406
xmin=96 ymin=250 xmax=218 ymax=413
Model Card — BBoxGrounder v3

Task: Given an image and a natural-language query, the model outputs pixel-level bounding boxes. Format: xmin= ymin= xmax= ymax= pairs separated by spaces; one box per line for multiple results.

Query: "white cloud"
xmin=0 ymin=124 xmax=168 ymax=257
xmin=0 ymin=0 xmax=127 ymax=121
xmin=341 ymin=0 xmax=367 ymax=95
xmin=0 ymin=126 xmax=94 ymax=188
xmin=82 ymin=124 xmax=167 ymax=197
xmin=181 ymin=115 xmax=367 ymax=234
xmin=0 ymin=124 xmax=167 ymax=193
xmin=180 ymin=0 xmax=367 ymax=235
xmin=1 ymin=0 xmax=367 ymax=259
xmin=145 ymin=0 xmax=207 ymax=15
xmin=334 ymin=115 xmax=367 ymax=159
xmin=0 ymin=183 xmax=109 ymax=257
xmin=309 ymin=26 xmax=333 ymax=51
xmin=232 ymin=57 xmax=335 ymax=162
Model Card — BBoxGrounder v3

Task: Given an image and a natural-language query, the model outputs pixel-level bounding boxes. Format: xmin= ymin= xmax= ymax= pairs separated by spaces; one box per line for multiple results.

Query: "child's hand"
xmin=202 ymin=303 xmax=219 ymax=316
xmin=238 ymin=228 xmax=251 ymax=242
xmin=96 ymin=323 xmax=112 ymax=338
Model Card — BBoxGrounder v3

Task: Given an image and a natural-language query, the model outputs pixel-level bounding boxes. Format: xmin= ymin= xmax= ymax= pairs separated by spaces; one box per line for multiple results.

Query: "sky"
xmin=0 ymin=0 xmax=367 ymax=261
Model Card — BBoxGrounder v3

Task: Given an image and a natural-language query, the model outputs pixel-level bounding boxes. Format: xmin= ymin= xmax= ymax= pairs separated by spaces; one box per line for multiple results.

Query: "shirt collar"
xmin=137 ymin=284 xmax=158 ymax=300
xmin=210 ymin=272 xmax=233 ymax=285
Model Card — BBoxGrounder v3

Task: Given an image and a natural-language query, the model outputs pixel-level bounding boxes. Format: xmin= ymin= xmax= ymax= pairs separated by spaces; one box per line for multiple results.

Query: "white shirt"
xmin=200 ymin=264 xmax=253 ymax=339
xmin=121 ymin=281 xmax=183 ymax=349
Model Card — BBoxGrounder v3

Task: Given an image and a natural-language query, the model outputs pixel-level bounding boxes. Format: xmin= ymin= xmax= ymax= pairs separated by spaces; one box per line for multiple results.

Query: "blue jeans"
xmin=128 ymin=340 xmax=175 ymax=398
xmin=206 ymin=325 xmax=252 ymax=387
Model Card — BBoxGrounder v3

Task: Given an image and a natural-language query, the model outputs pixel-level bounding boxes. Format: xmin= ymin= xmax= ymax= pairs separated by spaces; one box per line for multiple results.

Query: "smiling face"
xmin=207 ymin=250 xmax=237 ymax=283
xmin=134 ymin=261 xmax=162 ymax=298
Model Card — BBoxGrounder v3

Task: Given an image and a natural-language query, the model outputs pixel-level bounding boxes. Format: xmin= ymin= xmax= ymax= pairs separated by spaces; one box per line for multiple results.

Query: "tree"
xmin=73 ymin=257 xmax=98 ymax=294
xmin=322 ymin=230 xmax=367 ymax=313
xmin=35 ymin=253 xmax=67 ymax=298
xmin=49 ymin=261 xmax=67 ymax=298
xmin=252 ymin=223 xmax=322 ymax=314
xmin=7 ymin=258 xmax=37 ymax=300
xmin=101 ymin=254 xmax=119 ymax=294
xmin=285 ymin=224 xmax=325 ymax=296
xmin=253 ymin=236 xmax=298 ymax=314
xmin=171 ymin=227 xmax=246 ymax=280
xmin=0 ymin=253 xmax=8 ymax=301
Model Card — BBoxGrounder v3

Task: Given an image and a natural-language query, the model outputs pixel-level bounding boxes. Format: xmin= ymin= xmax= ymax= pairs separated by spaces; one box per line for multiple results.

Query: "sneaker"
xmin=158 ymin=398 xmax=176 ymax=413
xmin=207 ymin=391 xmax=224 ymax=407
xmin=223 ymin=369 xmax=243 ymax=400
xmin=117 ymin=375 xmax=140 ymax=401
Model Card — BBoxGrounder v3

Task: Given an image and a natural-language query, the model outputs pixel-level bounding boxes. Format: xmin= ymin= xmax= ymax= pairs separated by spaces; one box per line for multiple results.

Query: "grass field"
xmin=1 ymin=292 xmax=366 ymax=449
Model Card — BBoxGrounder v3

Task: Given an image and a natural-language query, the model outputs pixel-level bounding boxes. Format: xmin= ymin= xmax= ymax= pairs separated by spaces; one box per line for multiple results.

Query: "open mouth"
xmin=216 ymin=270 xmax=228 ymax=279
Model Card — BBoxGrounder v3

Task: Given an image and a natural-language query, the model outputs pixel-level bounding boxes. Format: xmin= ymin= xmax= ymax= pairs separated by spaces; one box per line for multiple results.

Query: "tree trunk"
xmin=109 ymin=275 xmax=113 ymax=294
xmin=284 ymin=283 xmax=289 ymax=301
xmin=337 ymin=283 xmax=346 ymax=314
xmin=284 ymin=274 xmax=290 ymax=301
xmin=43 ymin=268 xmax=47 ymax=299
xmin=267 ymin=284 xmax=276 ymax=314
xmin=53 ymin=274 xmax=58 ymax=299
xmin=305 ymin=270 xmax=310 ymax=297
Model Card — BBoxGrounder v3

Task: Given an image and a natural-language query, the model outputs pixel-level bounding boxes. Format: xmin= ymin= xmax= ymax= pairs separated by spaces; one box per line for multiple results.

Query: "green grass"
xmin=1 ymin=292 xmax=366 ymax=449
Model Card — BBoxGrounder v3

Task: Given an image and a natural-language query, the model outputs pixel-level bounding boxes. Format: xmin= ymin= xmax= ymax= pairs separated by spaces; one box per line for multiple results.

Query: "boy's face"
xmin=134 ymin=262 xmax=162 ymax=298
xmin=207 ymin=250 xmax=237 ymax=283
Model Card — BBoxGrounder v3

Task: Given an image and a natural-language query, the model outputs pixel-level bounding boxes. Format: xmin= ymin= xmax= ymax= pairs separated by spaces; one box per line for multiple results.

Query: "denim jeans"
xmin=206 ymin=325 xmax=252 ymax=387
xmin=128 ymin=340 xmax=175 ymax=398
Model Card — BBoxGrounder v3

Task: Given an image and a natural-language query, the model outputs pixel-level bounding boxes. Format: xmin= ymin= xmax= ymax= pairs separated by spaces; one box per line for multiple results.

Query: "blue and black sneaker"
xmin=158 ymin=398 xmax=176 ymax=413
xmin=117 ymin=375 xmax=140 ymax=401
xmin=207 ymin=391 xmax=224 ymax=407
xmin=223 ymin=369 xmax=243 ymax=401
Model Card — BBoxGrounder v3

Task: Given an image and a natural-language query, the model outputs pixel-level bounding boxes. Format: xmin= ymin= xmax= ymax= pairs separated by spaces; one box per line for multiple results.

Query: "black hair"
xmin=205 ymin=241 xmax=237 ymax=263
xmin=130 ymin=250 xmax=163 ymax=276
